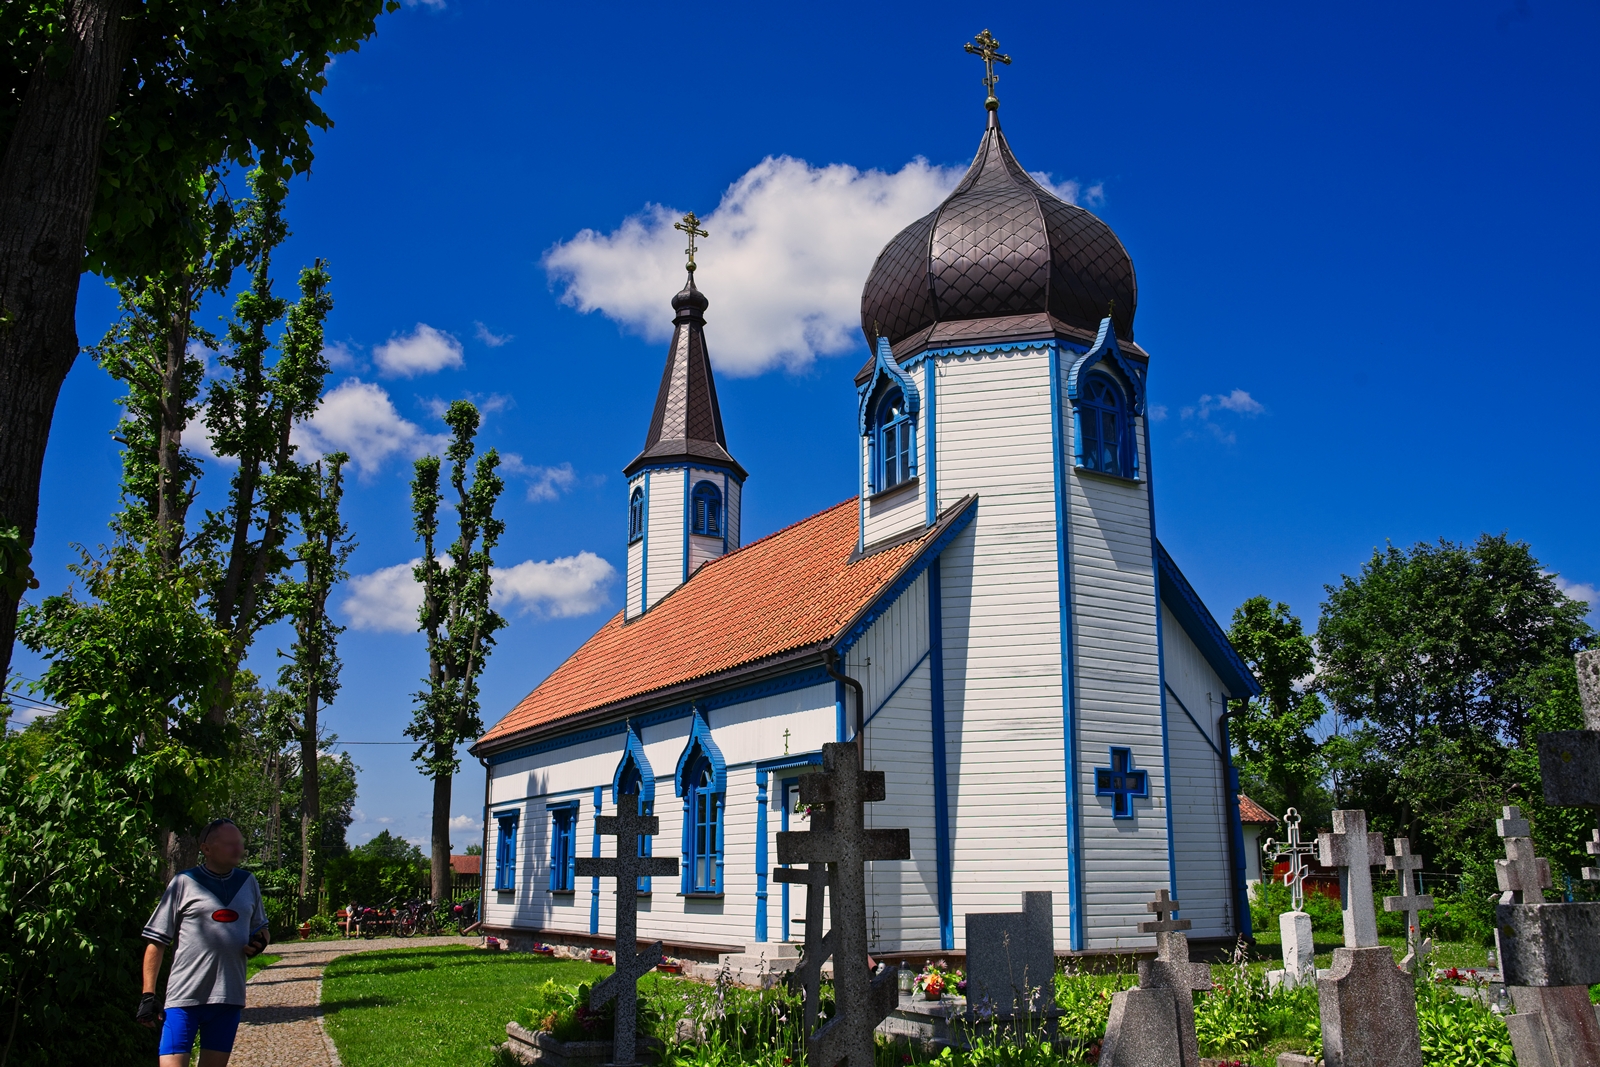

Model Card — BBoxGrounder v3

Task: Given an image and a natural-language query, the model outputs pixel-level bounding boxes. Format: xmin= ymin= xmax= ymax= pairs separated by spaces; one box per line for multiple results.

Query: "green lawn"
xmin=246 ymin=952 xmax=282 ymax=980
xmin=321 ymin=945 xmax=609 ymax=1067
xmin=1245 ymin=932 xmax=1494 ymax=971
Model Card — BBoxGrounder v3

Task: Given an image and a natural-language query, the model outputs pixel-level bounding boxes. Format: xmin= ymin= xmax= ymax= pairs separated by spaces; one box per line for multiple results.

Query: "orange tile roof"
xmin=1237 ymin=794 xmax=1278 ymax=825
xmin=449 ymin=854 xmax=482 ymax=876
xmin=477 ymin=496 xmax=975 ymax=752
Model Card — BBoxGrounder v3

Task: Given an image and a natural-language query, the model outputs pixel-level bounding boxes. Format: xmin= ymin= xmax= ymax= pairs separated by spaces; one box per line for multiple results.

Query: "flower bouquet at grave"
xmin=913 ymin=961 xmax=964 ymax=1000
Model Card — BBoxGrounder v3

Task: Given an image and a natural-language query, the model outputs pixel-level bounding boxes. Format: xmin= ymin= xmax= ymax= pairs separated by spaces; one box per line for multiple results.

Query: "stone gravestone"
xmin=1264 ymin=808 xmax=1318 ymax=991
xmin=1313 ymin=809 xmax=1422 ymax=1067
xmin=776 ymin=742 xmax=910 ymax=1067
xmin=1537 ymin=649 xmax=1600 ymax=808
xmin=964 ymin=891 xmax=1056 ymax=1024
xmin=1098 ymin=890 xmax=1212 ymax=1067
xmin=1382 ymin=838 xmax=1434 ymax=973
xmin=1491 ymin=806 xmax=1600 ymax=1067
xmin=774 ymin=853 xmax=831 ymax=1035
xmin=572 ymin=802 xmax=680 ymax=1067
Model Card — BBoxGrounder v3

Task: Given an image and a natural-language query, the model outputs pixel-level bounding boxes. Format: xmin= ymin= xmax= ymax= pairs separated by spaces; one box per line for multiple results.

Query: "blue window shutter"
xmin=714 ymin=792 xmax=725 ymax=893
xmin=495 ymin=813 xmax=517 ymax=892
xmin=548 ymin=813 xmax=560 ymax=892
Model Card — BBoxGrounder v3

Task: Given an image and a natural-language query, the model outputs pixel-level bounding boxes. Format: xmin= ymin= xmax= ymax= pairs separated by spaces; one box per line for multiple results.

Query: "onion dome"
xmin=624 ymin=273 xmax=746 ymax=480
xmin=860 ymin=110 xmax=1137 ymax=349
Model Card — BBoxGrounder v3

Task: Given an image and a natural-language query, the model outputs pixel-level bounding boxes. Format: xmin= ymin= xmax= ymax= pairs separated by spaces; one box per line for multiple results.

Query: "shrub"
xmin=1053 ymin=969 xmax=1136 ymax=1042
xmin=1251 ymin=877 xmax=1343 ymax=936
xmin=1415 ymin=980 xmax=1514 ymax=1066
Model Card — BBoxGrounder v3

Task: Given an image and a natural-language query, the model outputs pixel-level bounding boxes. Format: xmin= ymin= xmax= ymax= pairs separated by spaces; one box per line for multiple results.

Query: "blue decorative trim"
xmin=755 ymin=752 xmax=824 ymax=772
xmin=1164 ymin=684 xmax=1224 ymax=761
xmin=484 ymin=666 xmax=832 ymax=766
xmin=779 ymin=776 xmax=792 ymax=939
xmin=640 ymin=471 xmax=651 ymax=614
xmin=835 ymin=497 xmax=978 ymax=657
xmin=1065 ymin=317 xmax=1147 ymax=416
xmin=857 ymin=336 xmax=922 ymax=435
xmin=546 ymin=800 xmax=579 ymax=893
xmin=929 ymin=560 xmax=954 ymax=951
xmin=682 ymin=468 xmax=690 ymax=585
xmin=1147 ymin=439 xmax=1179 ymax=907
xmin=494 ymin=810 xmax=520 ymax=892
xmin=861 ymin=649 xmax=930 ymax=732
xmin=901 ymin=337 xmax=1088 ymax=371
xmin=834 ymin=680 xmax=846 ymax=743
xmin=1220 ymin=714 xmax=1253 ymax=937
xmin=755 ymin=770 xmax=769 ymax=942
xmin=610 ymin=722 xmax=657 ymax=805
xmin=1154 ymin=542 xmax=1261 ymax=700
xmin=1094 ymin=748 xmax=1149 ymax=819
xmin=1048 ymin=341 xmax=1085 ymax=951
xmin=626 ymin=460 xmax=747 ymax=486
xmin=924 ymin=361 xmax=938 ymax=528
xmin=590 ymin=786 xmax=601 ymax=934
xmin=673 ymin=708 xmax=726 ymax=797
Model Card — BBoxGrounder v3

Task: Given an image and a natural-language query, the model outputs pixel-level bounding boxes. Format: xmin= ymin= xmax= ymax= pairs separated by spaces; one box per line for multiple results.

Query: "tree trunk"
xmin=431 ymin=767 xmax=451 ymax=903
xmin=298 ymin=689 xmax=320 ymax=910
xmin=0 ymin=0 xmax=133 ymax=687
xmin=267 ymin=748 xmax=282 ymax=866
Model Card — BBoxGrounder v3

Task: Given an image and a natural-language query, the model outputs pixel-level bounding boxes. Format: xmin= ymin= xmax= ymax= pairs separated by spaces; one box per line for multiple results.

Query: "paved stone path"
xmin=230 ymin=935 xmax=471 ymax=1067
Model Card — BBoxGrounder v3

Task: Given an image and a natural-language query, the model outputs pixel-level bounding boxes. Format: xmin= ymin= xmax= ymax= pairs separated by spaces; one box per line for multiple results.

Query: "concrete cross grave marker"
xmin=773 ymin=861 xmax=832 ymax=1037
xmin=572 ymin=802 xmax=680 ymax=1067
xmin=1382 ymin=838 xmax=1434 ymax=973
xmin=776 ymin=742 xmax=910 ymax=1067
xmin=1098 ymin=890 xmax=1212 ymax=1067
xmin=1312 ymin=810 xmax=1422 ymax=1067
xmin=1490 ymin=806 xmax=1600 ymax=1067
xmin=1265 ymin=809 xmax=1319 ymax=990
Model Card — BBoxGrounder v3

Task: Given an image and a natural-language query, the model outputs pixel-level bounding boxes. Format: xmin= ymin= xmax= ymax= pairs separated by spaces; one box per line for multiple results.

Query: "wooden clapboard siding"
xmin=625 ymin=537 xmax=644 ymax=620
xmin=1062 ymin=357 xmax=1172 ymax=951
xmin=725 ymin=477 xmax=742 ymax=550
xmin=645 ymin=471 xmax=686 ymax=609
xmin=930 ymin=347 xmax=1075 ymax=948
xmin=861 ymin=366 xmax=931 ymax=546
xmin=1160 ymin=602 xmax=1234 ymax=938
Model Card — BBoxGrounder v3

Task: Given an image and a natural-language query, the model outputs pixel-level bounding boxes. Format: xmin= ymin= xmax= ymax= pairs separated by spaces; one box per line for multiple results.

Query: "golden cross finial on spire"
xmin=674 ymin=211 xmax=709 ymax=273
xmin=964 ymin=29 xmax=1011 ymax=111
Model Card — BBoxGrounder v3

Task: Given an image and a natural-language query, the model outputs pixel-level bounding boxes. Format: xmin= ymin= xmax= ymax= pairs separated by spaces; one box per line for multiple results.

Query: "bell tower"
xmin=623 ymin=214 xmax=746 ymax=620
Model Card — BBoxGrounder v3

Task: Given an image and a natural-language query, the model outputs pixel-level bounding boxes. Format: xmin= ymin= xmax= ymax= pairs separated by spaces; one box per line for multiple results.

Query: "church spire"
xmin=623 ymin=260 xmax=746 ymax=480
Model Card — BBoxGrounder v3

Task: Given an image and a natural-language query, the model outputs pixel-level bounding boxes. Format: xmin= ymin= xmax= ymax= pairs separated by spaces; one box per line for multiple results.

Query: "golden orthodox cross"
xmin=964 ymin=29 xmax=1012 ymax=108
xmin=782 ymin=728 xmax=791 ymax=755
xmin=674 ymin=211 xmax=709 ymax=273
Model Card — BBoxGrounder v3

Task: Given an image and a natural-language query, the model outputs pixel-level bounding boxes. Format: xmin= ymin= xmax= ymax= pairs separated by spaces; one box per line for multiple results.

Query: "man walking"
xmin=137 ymin=819 xmax=271 ymax=1066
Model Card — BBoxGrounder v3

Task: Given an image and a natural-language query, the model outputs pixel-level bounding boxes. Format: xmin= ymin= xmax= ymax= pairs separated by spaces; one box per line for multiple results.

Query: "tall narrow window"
xmin=685 ymin=757 xmax=721 ymax=893
xmin=691 ymin=481 xmax=722 ymax=537
xmin=618 ymin=766 xmax=653 ymax=893
xmin=628 ymin=487 xmax=645 ymax=543
xmin=874 ymin=387 xmax=915 ymax=492
xmin=494 ymin=812 xmax=518 ymax=891
xmin=1079 ymin=375 xmax=1134 ymax=479
xmin=548 ymin=806 xmax=576 ymax=892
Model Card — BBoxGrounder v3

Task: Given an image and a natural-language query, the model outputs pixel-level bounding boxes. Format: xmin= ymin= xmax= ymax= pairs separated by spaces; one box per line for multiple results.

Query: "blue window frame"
xmin=685 ymin=757 xmax=722 ymax=893
xmin=690 ymin=481 xmax=722 ymax=537
xmin=628 ymin=487 xmax=645 ymax=543
xmin=873 ymin=387 xmax=915 ymax=492
xmin=1094 ymin=747 xmax=1149 ymax=819
xmin=618 ymin=766 xmax=655 ymax=893
xmin=494 ymin=812 xmax=519 ymax=891
xmin=1078 ymin=374 xmax=1136 ymax=479
xmin=548 ymin=804 xmax=577 ymax=892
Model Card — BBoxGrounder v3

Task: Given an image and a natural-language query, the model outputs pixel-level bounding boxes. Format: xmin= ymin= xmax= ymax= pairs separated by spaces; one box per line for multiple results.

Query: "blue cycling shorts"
xmin=158 ymin=1003 xmax=243 ymax=1056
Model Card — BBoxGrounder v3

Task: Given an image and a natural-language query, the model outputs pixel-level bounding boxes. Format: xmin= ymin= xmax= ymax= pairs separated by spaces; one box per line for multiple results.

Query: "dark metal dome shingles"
xmin=860 ymin=111 xmax=1138 ymax=347
xmin=624 ymin=274 xmax=746 ymax=480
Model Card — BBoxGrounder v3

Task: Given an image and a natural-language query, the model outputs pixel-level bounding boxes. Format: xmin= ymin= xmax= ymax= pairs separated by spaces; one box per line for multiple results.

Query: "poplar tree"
xmin=406 ymin=401 xmax=505 ymax=903
xmin=278 ymin=454 xmax=353 ymax=905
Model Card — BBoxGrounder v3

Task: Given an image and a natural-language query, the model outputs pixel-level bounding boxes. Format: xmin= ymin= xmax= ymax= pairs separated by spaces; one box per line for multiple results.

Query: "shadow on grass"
xmin=322 ymin=993 xmax=402 ymax=1013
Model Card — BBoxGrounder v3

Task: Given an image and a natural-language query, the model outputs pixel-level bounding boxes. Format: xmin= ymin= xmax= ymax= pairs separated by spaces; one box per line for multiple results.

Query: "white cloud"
xmin=377 ymin=816 xmax=394 ymax=825
xmin=1552 ymin=574 xmax=1598 ymax=609
xmin=293 ymin=379 xmax=447 ymax=477
xmin=323 ymin=341 xmax=361 ymax=369
xmin=1148 ymin=404 xmax=1169 ymax=422
xmin=341 ymin=551 xmax=616 ymax=631
xmin=351 ymin=809 xmax=368 ymax=823
xmin=550 ymin=156 xmax=1012 ymax=375
xmin=474 ymin=322 xmax=512 ymax=347
xmin=373 ymin=323 xmax=464 ymax=378
xmin=1178 ymin=389 xmax=1265 ymax=445
xmin=494 ymin=553 xmax=616 ymax=618
xmin=503 ymin=455 xmax=577 ymax=502
xmin=180 ymin=405 xmax=232 ymax=465
xmin=449 ymin=814 xmax=482 ymax=831
xmin=342 ymin=560 xmax=424 ymax=633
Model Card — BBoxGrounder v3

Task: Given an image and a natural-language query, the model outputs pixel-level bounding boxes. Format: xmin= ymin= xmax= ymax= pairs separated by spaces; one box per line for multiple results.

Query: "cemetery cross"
xmin=776 ymin=741 xmax=910 ymax=1067
xmin=1585 ymin=828 xmax=1599 ymax=883
xmin=1318 ymin=808 xmax=1387 ymax=948
xmin=1382 ymin=838 xmax=1434 ymax=972
xmin=1264 ymin=807 xmax=1316 ymax=912
xmin=1137 ymin=890 xmax=1212 ymax=1067
xmin=1494 ymin=806 xmax=1551 ymax=905
xmin=572 ymin=800 xmax=680 ymax=1067
xmin=774 ymin=856 xmax=832 ymax=1035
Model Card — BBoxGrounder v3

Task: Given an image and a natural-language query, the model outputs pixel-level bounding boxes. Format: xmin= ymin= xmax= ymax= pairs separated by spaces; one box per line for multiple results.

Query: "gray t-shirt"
xmin=143 ymin=866 xmax=268 ymax=1007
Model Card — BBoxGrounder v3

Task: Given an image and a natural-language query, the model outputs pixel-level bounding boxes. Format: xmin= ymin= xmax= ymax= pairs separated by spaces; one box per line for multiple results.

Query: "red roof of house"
xmin=477 ymin=496 xmax=974 ymax=751
xmin=450 ymin=854 xmax=482 ymax=876
xmin=1237 ymin=794 xmax=1277 ymax=825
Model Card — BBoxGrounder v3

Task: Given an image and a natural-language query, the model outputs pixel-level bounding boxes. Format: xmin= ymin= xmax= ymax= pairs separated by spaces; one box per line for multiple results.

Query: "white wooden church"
xmin=473 ymin=90 xmax=1261 ymax=961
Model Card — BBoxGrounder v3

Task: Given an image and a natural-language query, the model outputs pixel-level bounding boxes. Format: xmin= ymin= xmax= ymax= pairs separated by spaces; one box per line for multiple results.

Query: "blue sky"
xmin=20 ymin=0 xmax=1599 ymax=852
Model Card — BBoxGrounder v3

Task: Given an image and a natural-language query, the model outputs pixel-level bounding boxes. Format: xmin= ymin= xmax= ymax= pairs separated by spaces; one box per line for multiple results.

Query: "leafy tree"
xmin=0 ymin=0 xmax=392 ymax=689
xmin=406 ymin=402 xmax=505 ymax=902
xmin=276 ymin=453 xmax=354 ymax=903
xmin=326 ymin=830 xmax=428 ymax=906
xmin=1227 ymin=596 xmax=1329 ymax=824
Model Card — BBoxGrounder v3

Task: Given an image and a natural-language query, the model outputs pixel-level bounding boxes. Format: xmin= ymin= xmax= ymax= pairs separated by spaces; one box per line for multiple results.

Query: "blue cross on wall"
xmin=1095 ymin=747 xmax=1149 ymax=819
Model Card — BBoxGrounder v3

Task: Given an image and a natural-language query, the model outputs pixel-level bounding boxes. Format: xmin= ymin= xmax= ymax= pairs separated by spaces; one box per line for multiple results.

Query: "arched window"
xmin=873 ymin=387 xmax=915 ymax=492
xmin=691 ymin=481 xmax=722 ymax=537
xmin=684 ymin=756 xmax=721 ymax=893
xmin=1079 ymin=374 xmax=1134 ymax=479
xmin=628 ymin=487 xmax=645 ymax=543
